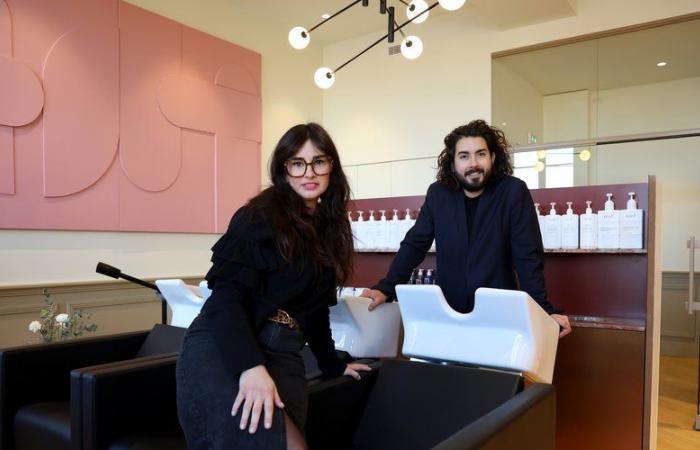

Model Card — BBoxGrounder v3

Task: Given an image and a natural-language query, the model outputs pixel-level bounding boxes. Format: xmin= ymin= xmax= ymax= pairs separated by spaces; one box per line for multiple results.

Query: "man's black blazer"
xmin=374 ymin=175 xmax=559 ymax=314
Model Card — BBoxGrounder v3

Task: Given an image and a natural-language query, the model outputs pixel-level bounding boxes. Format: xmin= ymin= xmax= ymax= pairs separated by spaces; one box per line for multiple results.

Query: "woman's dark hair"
xmin=436 ymin=119 xmax=513 ymax=191
xmin=248 ymin=123 xmax=353 ymax=284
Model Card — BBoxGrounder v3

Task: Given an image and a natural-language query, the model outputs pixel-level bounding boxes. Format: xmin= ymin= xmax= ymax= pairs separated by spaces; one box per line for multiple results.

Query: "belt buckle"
xmin=269 ymin=309 xmax=298 ymax=330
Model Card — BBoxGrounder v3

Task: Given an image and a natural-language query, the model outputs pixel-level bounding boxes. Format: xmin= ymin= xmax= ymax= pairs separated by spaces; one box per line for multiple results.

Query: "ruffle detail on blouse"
xmin=205 ymin=207 xmax=280 ymax=289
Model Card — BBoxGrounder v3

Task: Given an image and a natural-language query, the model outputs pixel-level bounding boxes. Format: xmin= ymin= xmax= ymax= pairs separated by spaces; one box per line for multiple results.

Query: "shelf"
xmin=356 ymin=249 xmax=646 ymax=254
xmin=544 ymin=249 xmax=646 ymax=254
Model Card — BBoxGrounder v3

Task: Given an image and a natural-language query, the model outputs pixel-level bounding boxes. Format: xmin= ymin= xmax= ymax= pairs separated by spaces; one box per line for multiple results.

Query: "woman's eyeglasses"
xmin=285 ymin=156 xmax=333 ymax=177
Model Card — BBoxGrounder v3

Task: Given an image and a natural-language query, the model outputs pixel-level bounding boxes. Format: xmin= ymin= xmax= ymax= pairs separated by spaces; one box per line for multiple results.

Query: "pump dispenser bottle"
xmin=534 ymin=203 xmax=544 ymax=240
xmin=355 ymin=210 xmax=366 ymax=250
xmin=620 ymin=192 xmax=643 ymax=249
xmin=561 ymin=202 xmax=579 ymax=249
xmin=389 ymin=209 xmax=401 ymax=251
xmin=543 ymin=202 xmax=562 ymax=249
xmin=597 ymin=193 xmax=620 ymax=249
xmin=377 ymin=210 xmax=388 ymax=251
xmin=580 ymin=201 xmax=598 ymax=249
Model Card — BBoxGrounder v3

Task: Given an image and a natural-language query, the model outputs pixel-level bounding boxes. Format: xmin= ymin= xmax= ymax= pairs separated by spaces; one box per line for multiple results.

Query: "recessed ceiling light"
xmin=501 ymin=122 xmax=507 ymax=126
xmin=656 ymin=61 xmax=667 ymax=67
xmin=321 ymin=13 xmax=331 ymax=19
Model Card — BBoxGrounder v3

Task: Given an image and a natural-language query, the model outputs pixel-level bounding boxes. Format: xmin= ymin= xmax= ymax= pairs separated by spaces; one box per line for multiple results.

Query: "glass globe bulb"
xmin=400 ymin=36 xmax=424 ymax=60
xmin=288 ymin=26 xmax=310 ymax=50
xmin=406 ymin=0 xmax=430 ymax=24
xmin=579 ymin=149 xmax=592 ymax=161
xmin=438 ymin=0 xmax=467 ymax=11
xmin=536 ymin=150 xmax=546 ymax=160
xmin=314 ymin=67 xmax=335 ymax=89
xmin=534 ymin=161 xmax=545 ymax=172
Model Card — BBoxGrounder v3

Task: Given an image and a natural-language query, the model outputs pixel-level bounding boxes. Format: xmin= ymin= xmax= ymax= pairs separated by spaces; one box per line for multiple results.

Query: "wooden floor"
xmin=658 ymin=356 xmax=700 ymax=449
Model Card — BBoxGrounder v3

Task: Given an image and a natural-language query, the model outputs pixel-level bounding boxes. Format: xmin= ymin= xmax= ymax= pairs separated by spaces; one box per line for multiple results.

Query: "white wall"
xmin=0 ymin=0 xmax=324 ymax=285
xmin=323 ymin=0 xmax=700 ymax=199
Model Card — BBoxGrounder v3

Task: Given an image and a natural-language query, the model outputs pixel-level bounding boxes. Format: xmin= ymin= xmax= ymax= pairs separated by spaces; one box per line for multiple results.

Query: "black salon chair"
xmin=75 ymin=357 xmax=553 ymax=450
xmin=0 ymin=324 xmax=185 ymax=450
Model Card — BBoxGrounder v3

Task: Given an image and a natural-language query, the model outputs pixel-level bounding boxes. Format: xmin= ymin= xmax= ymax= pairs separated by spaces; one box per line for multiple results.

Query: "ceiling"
xmin=495 ymin=18 xmax=700 ymax=94
xmin=229 ymin=0 xmax=578 ymax=46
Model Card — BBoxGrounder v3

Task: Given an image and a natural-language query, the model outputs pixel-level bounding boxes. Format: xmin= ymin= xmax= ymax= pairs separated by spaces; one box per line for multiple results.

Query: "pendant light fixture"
xmin=288 ymin=0 xmax=468 ymax=89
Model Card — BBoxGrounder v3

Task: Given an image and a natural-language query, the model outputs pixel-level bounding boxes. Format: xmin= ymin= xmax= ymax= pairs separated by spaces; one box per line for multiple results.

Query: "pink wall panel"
xmin=0 ymin=0 xmax=262 ymax=233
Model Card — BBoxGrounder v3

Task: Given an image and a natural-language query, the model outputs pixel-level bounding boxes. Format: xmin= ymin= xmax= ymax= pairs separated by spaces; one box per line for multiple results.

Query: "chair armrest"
xmin=434 ymin=383 xmax=556 ymax=450
xmin=0 ymin=330 xmax=149 ymax=450
xmin=73 ymin=354 xmax=178 ymax=450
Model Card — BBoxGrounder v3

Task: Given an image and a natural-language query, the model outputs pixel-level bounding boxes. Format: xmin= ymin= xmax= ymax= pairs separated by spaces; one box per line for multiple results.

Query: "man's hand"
xmin=359 ymin=289 xmax=388 ymax=311
xmin=231 ymin=365 xmax=284 ymax=433
xmin=551 ymin=314 xmax=572 ymax=338
xmin=343 ymin=363 xmax=373 ymax=380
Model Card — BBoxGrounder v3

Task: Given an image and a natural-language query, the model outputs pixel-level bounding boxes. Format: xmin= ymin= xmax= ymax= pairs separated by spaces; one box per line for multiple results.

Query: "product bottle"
xmin=408 ymin=268 xmax=418 ymax=285
xmin=415 ymin=268 xmax=424 ymax=285
xmin=561 ymin=202 xmax=579 ymax=249
xmin=366 ymin=210 xmax=378 ymax=251
xmin=543 ymin=202 xmax=562 ymax=249
xmin=355 ymin=210 xmax=366 ymax=251
xmin=401 ymin=209 xmax=415 ymax=241
xmin=597 ymin=193 xmax=620 ymax=249
xmin=620 ymin=192 xmax=644 ymax=249
xmin=389 ymin=209 xmax=401 ymax=251
xmin=377 ymin=210 xmax=388 ymax=251
xmin=580 ymin=201 xmax=598 ymax=249
xmin=424 ymin=269 xmax=434 ymax=285
xmin=534 ymin=202 xmax=545 ymax=241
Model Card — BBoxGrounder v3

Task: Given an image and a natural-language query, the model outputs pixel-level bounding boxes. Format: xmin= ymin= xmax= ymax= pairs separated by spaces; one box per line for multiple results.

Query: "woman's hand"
xmin=231 ymin=365 xmax=284 ymax=433
xmin=344 ymin=363 xmax=373 ymax=380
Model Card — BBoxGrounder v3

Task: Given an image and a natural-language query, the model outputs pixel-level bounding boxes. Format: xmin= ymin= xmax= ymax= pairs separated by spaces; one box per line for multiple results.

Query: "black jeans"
xmin=176 ymin=315 xmax=306 ymax=450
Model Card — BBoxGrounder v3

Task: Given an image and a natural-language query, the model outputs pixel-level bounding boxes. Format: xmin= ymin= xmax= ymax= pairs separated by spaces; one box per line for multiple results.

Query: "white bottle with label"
xmin=377 ymin=210 xmax=389 ymax=251
xmin=354 ymin=211 xmax=366 ymax=250
xmin=543 ymin=203 xmax=562 ymax=249
xmin=401 ymin=209 xmax=415 ymax=242
xmin=534 ymin=202 xmax=544 ymax=242
xmin=389 ymin=209 xmax=401 ymax=251
xmin=366 ymin=210 xmax=378 ymax=251
xmin=580 ymin=201 xmax=598 ymax=249
xmin=620 ymin=192 xmax=644 ymax=249
xmin=561 ymin=202 xmax=579 ymax=249
xmin=597 ymin=193 xmax=620 ymax=249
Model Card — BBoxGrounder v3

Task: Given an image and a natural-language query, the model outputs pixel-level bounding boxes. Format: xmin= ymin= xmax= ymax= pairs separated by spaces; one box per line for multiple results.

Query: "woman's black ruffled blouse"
xmin=200 ymin=206 xmax=345 ymax=378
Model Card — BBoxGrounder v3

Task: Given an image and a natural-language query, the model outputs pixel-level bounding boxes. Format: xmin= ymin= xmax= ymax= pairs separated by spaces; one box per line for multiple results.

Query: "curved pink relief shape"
xmin=0 ymin=56 xmax=44 ymax=126
xmin=157 ymin=74 xmax=261 ymax=143
xmin=42 ymin=26 xmax=119 ymax=197
xmin=215 ymin=63 xmax=259 ymax=96
xmin=118 ymin=1 xmax=182 ymax=193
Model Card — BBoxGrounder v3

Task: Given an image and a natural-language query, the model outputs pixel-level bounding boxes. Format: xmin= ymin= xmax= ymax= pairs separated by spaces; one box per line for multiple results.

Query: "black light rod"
xmin=309 ymin=0 xmax=363 ymax=33
xmin=388 ymin=7 xmax=395 ymax=43
xmin=333 ymin=1 xmax=438 ymax=74
xmin=96 ymin=261 xmax=160 ymax=292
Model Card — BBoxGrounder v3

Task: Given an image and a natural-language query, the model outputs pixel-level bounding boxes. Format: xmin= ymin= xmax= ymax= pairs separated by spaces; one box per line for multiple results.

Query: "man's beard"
xmin=456 ymin=167 xmax=491 ymax=192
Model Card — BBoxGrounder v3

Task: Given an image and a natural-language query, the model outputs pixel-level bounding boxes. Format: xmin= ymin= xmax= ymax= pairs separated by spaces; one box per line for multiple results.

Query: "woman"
xmin=176 ymin=123 xmax=370 ymax=450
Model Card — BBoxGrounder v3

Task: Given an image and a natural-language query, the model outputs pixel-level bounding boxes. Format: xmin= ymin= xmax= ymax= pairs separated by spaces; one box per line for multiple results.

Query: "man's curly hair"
xmin=436 ymin=120 xmax=513 ymax=191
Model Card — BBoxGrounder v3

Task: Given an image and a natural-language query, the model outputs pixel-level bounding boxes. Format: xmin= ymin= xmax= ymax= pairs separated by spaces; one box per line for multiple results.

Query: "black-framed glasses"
xmin=285 ymin=156 xmax=333 ymax=177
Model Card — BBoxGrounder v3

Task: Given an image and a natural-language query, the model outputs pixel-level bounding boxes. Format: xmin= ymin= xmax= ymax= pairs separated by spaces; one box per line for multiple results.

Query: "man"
xmin=362 ymin=120 xmax=571 ymax=337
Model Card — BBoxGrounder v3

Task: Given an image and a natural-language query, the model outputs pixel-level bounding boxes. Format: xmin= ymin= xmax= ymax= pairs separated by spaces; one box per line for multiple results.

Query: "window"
xmin=512 ymin=148 xmax=574 ymax=189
